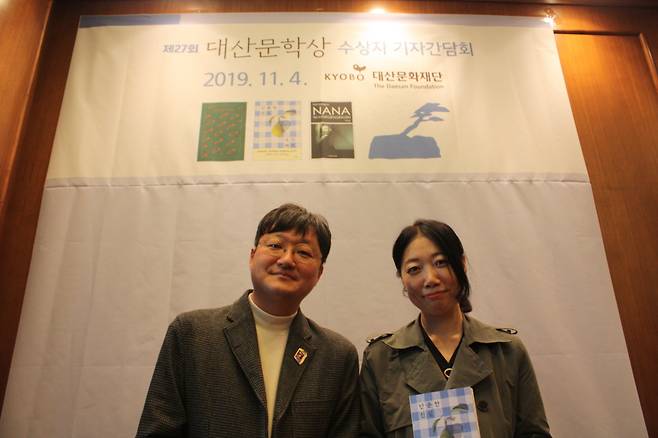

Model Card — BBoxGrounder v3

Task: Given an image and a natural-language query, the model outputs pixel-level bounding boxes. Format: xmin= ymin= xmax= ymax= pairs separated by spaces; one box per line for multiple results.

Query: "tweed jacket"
xmin=359 ymin=315 xmax=550 ymax=437
xmin=137 ymin=291 xmax=360 ymax=438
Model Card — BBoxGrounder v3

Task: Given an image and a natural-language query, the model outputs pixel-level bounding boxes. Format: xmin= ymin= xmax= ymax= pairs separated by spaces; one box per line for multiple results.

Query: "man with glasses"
xmin=137 ymin=203 xmax=359 ymax=438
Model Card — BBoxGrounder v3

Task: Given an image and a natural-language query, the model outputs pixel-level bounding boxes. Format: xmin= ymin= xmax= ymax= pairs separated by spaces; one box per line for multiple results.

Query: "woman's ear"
xmin=462 ymin=256 xmax=467 ymax=272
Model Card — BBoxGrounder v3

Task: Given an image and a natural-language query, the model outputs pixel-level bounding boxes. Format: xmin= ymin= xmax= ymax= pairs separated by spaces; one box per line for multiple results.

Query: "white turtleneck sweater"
xmin=248 ymin=293 xmax=296 ymax=438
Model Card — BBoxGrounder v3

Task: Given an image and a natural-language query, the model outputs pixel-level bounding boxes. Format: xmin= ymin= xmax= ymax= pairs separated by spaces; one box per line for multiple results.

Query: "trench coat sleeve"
xmin=514 ymin=342 xmax=551 ymax=437
xmin=136 ymin=317 xmax=187 ymax=438
xmin=327 ymin=343 xmax=361 ymax=438
xmin=358 ymin=349 xmax=386 ymax=438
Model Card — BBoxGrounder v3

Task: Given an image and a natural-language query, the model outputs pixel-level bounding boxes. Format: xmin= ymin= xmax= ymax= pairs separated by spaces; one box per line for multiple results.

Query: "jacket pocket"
xmin=291 ymin=399 xmax=334 ymax=437
xmin=381 ymin=397 xmax=413 ymax=437
xmin=385 ymin=425 xmax=414 ymax=438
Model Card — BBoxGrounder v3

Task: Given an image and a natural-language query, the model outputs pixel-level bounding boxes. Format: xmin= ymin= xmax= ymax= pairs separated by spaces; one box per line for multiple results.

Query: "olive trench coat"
xmin=359 ymin=315 xmax=550 ymax=437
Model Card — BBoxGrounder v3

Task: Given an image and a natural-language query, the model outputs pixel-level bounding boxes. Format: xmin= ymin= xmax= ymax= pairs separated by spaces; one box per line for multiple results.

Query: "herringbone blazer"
xmin=136 ymin=291 xmax=359 ymax=438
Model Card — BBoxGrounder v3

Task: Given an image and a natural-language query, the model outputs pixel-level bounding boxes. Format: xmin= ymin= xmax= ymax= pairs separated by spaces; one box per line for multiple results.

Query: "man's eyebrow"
xmin=270 ymin=233 xmax=313 ymax=244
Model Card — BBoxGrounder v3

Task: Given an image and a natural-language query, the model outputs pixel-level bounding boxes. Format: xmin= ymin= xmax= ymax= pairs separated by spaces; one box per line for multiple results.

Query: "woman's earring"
xmin=402 ymin=288 xmax=408 ymax=297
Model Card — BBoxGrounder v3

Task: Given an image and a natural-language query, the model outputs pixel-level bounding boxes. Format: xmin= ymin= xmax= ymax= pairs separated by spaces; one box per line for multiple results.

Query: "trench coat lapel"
xmin=401 ymin=348 xmax=447 ymax=394
xmin=446 ymin=344 xmax=491 ymax=389
xmin=224 ymin=293 xmax=266 ymax=408
xmin=446 ymin=315 xmax=510 ymax=389
xmin=385 ymin=319 xmax=447 ymax=394
xmin=273 ymin=311 xmax=316 ymax=423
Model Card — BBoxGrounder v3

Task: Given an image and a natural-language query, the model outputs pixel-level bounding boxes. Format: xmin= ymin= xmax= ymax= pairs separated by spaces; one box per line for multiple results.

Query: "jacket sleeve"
xmin=514 ymin=341 xmax=551 ymax=438
xmin=359 ymin=348 xmax=386 ymax=438
xmin=136 ymin=317 xmax=187 ymax=438
xmin=327 ymin=344 xmax=361 ymax=438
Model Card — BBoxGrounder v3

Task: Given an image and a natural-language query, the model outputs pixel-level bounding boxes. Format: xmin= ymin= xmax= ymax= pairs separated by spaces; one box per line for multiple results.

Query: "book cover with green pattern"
xmin=197 ymin=102 xmax=246 ymax=161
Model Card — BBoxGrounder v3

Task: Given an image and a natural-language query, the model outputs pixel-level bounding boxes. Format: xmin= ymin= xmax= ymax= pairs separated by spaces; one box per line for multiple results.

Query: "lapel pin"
xmin=293 ymin=347 xmax=308 ymax=365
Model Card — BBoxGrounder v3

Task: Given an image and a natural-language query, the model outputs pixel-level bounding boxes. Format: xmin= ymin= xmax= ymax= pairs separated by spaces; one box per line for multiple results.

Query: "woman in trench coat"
xmin=359 ymin=220 xmax=551 ymax=437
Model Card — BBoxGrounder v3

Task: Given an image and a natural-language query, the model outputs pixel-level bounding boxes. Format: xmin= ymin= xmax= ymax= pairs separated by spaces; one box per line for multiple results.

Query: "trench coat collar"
xmin=223 ymin=291 xmax=316 ymax=420
xmin=384 ymin=314 xmax=511 ymax=392
xmin=462 ymin=315 xmax=514 ymax=345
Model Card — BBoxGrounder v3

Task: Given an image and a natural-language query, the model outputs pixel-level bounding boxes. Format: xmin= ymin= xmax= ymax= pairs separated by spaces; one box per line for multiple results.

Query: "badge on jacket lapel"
xmin=293 ymin=347 xmax=308 ymax=365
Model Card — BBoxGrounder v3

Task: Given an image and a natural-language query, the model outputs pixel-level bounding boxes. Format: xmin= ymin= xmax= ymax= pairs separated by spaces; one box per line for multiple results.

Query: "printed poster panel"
xmin=45 ymin=13 xmax=585 ymax=180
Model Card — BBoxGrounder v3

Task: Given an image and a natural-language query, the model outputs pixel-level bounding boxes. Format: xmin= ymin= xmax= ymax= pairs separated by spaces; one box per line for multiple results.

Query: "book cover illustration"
xmin=311 ymin=101 xmax=354 ymax=158
xmin=197 ymin=102 xmax=246 ymax=161
xmin=409 ymin=387 xmax=480 ymax=438
xmin=253 ymin=100 xmax=301 ymax=160
xmin=369 ymin=102 xmax=448 ymax=159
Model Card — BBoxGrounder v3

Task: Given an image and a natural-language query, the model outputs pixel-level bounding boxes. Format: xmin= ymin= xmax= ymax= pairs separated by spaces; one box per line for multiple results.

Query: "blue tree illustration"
xmin=400 ymin=103 xmax=449 ymax=137
xmin=368 ymin=102 xmax=449 ymax=159
xmin=432 ymin=403 xmax=469 ymax=438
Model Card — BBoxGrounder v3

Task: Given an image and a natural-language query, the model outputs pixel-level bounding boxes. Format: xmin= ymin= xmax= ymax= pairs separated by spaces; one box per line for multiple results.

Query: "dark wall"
xmin=0 ymin=0 xmax=52 ymax=416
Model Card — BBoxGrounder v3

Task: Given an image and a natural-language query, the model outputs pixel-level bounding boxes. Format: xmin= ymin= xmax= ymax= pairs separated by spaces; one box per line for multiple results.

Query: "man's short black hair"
xmin=254 ymin=203 xmax=331 ymax=263
xmin=392 ymin=219 xmax=472 ymax=313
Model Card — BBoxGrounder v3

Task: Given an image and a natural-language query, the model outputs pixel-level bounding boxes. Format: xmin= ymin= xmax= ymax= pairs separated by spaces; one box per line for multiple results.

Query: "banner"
xmin=0 ymin=13 xmax=647 ymax=437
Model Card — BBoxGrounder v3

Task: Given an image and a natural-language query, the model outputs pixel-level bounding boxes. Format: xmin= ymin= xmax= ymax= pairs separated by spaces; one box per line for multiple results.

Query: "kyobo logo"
xmin=324 ymin=64 xmax=367 ymax=81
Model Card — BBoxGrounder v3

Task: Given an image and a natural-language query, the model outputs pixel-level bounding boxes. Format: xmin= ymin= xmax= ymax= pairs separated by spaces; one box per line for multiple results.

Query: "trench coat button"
xmin=477 ymin=400 xmax=489 ymax=412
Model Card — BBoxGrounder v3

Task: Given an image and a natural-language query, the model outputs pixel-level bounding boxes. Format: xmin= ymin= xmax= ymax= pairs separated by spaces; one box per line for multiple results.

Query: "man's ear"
xmin=318 ymin=264 xmax=324 ymax=279
xmin=250 ymin=248 xmax=256 ymax=260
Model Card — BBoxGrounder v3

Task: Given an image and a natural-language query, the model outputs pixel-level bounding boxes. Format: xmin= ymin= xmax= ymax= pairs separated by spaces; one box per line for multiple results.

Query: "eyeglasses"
xmin=258 ymin=240 xmax=320 ymax=264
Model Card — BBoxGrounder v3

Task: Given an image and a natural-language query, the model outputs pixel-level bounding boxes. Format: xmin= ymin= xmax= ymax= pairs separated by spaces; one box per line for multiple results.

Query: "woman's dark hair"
xmin=392 ymin=220 xmax=472 ymax=313
xmin=255 ymin=203 xmax=331 ymax=263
